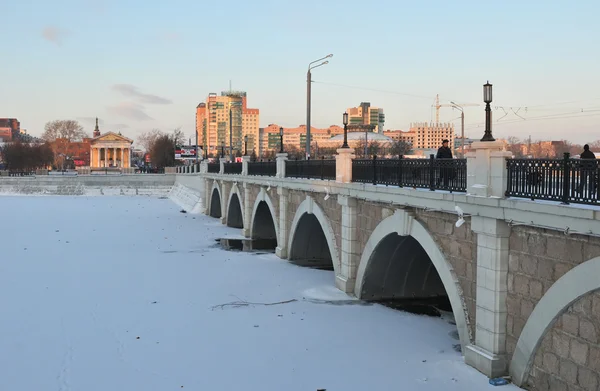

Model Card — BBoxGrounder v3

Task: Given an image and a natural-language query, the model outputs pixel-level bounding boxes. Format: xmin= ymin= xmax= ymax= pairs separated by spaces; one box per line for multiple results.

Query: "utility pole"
xmin=460 ymin=110 xmax=465 ymax=158
xmin=229 ymin=107 xmax=233 ymax=162
xmin=306 ymin=69 xmax=311 ymax=160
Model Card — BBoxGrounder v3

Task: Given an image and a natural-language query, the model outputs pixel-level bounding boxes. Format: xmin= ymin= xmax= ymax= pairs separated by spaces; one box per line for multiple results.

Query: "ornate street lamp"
xmin=221 ymin=141 xmax=225 ymax=158
xmin=244 ymin=135 xmax=248 ymax=156
xmin=279 ymin=127 xmax=284 ymax=153
xmin=342 ymin=112 xmax=349 ymax=148
xmin=481 ymin=81 xmax=495 ymax=141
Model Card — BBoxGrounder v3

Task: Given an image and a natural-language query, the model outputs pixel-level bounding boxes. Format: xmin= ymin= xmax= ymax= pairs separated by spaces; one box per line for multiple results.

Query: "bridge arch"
xmin=287 ymin=196 xmax=340 ymax=274
xmin=250 ymin=188 xmax=279 ymax=246
xmin=226 ymin=183 xmax=244 ymax=228
xmin=208 ymin=181 xmax=222 ymax=218
xmin=510 ymin=256 xmax=600 ymax=386
xmin=354 ymin=209 xmax=470 ymax=351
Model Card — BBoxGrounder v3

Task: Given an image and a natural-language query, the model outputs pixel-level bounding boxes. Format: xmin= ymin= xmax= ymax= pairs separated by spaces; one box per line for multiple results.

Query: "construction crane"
xmin=432 ymin=94 xmax=479 ymax=157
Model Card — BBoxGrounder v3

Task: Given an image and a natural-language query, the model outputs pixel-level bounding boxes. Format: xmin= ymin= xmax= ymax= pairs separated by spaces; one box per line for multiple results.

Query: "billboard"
xmin=175 ymin=146 xmax=197 ymax=159
xmin=0 ymin=127 xmax=12 ymax=140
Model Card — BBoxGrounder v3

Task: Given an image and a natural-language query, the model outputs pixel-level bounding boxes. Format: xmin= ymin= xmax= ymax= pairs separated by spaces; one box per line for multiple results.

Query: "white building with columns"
xmin=89 ymin=118 xmax=133 ymax=168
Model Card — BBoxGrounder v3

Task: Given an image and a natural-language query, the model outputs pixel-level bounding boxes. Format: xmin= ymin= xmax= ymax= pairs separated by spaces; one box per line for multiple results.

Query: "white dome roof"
xmin=329 ymin=132 xmax=393 ymax=142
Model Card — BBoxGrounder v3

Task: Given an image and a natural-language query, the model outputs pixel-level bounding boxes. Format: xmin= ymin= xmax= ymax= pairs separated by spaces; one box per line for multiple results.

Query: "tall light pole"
xmin=481 ymin=81 xmax=495 ymax=142
xmin=306 ymin=54 xmax=332 ymax=160
xmin=229 ymin=107 xmax=233 ymax=161
xmin=195 ymin=109 xmax=199 ymax=163
xmin=450 ymin=101 xmax=465 ymax=157
xmin=279 ymin=127 xmax=284 ymax=153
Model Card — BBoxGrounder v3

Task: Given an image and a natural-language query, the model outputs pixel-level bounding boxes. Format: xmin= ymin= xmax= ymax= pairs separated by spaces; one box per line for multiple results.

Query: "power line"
xmin=311 ymin=80 xmax=437 ymax=100
xmin=463 ymin=110 xmax=600 ymax=131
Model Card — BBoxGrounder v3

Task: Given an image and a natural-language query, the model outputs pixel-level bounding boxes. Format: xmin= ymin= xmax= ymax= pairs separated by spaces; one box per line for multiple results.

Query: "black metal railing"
xmin=207 ymin=162 xmax=220 ymax=173
xmin=286 ymin=157 xmax=336 ymax=180
xmin=352 ymin=155 xmax=467 ymax=192
xmin=247 ymin=160 xmax=276 ymax=176
xmin=506 ymin=153 xmax=599 ymax=205
xmin=223 ymin=162 xmax=242 ymax=174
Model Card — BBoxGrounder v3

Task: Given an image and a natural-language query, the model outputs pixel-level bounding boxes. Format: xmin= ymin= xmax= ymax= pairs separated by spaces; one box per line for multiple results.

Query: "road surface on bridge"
xmin=0 ymin=196 xmax=520 ymax=390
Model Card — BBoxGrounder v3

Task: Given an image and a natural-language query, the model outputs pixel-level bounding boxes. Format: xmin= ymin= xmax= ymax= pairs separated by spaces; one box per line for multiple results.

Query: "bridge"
xmin=170 ymin=141 xmax=600 ymax=391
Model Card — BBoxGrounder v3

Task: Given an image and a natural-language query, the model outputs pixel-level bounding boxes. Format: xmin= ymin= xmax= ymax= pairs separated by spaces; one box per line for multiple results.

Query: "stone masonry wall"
xmin=526 ymin=291 xmax=600 ymax=391
xmin=415 ymin=210 xmax=477 ymax=339
xmin=508 ymin=226 xmax=600 ymax=390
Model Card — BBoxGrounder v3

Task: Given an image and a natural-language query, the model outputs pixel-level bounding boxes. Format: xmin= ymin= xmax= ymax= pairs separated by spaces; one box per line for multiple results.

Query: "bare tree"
xmin=149 ymin=135 xmax=176 ymax=169
xmin=505 ymin=136 xmax=524 ymax=158
xmin=588 ymin=140 xmax=600 ymax=152
xmin=137 ymin=129 xmax=163 ymax=152
xmin=171 ymin=127 xmax=186 ymax=146
xmin=42 ymin=120 xmax=88 ymax=142
xmin=389 ymin=140 xmax=413 ymax=156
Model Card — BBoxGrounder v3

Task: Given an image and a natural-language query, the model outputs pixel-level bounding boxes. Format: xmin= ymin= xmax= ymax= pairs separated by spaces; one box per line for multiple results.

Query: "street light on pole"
xmin=244 ymin=135 xmax=248 ymax=156
xmin=342 ymin=112 xmax=349 ymax=148
xmin=306 ymin=54 xmax=332 ymax=160
xmin=229 ymin=107 xmax=233 ymax=161
xmin=450 ymin=101 xmax=465 ymax=157
xmin=481 ymin=81 xmax=495 ymax=142
xmin=279 ymin=127 xmax=284 ymax=153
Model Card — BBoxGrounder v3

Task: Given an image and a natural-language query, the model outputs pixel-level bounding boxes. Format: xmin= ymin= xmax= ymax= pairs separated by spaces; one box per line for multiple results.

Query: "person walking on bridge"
xmin=436 ymin=139 xmax=453 ymax=188
xmin=578 ymin=144 xmax=597 ymax=195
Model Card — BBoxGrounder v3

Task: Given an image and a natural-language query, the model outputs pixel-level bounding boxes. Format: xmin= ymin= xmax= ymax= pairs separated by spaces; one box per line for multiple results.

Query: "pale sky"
xmin=2 ymin=0 xmax=599 ymax=145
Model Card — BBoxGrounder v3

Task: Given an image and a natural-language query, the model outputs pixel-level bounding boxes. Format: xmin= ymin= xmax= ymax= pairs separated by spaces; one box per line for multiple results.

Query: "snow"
xmin=0 ymin=195 xmax=521 ymax=390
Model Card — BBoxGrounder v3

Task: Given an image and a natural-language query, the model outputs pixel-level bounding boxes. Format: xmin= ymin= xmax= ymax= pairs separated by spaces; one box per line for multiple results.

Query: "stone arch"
xmin=250 ymin=188 xmax=279 ymax=246
xmin=510 ymin=256 xmax=600 ymax=386
xmin=226 ymin=183 xmax=244 ymax=228
xmin=208 ymin=181 xmax=222 ymax=218
xmin=354 ymin=209 xmax=470 ymax=352
xmin=287 ymin=196 xmax=340 ymax=274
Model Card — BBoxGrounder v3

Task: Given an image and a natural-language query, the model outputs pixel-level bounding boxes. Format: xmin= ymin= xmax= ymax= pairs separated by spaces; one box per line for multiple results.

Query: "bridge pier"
xmin=242 ymin=183 xmax=252 ymax=237
xmin=465 ymin=216 xmax=511 ymax=378
xmin=275 ymin=187 xmax=289 ymax=258
xmin=336 ymin=195 xmax=359 ymax=292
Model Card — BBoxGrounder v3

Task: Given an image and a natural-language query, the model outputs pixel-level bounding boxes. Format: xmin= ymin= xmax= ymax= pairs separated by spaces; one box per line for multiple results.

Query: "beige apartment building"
xmin=383 ymin=130 xmax=417 ymax=145
xmin=346 ymin=102 xmax=385 ymax=133
xmin=196 ymin=91 xmax=259 ymax=156
xmin=409 ymin=122 xmax=454 ymax=150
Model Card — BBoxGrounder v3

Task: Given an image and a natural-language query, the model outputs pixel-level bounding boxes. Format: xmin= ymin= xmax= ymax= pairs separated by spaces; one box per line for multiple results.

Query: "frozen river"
xmin=0 ymin=196 xmax=520 ymax=390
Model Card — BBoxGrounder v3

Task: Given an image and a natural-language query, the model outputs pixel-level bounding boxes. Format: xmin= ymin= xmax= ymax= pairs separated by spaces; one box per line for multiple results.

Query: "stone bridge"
xmin=171 ymin=142 xmax=600 ymax=390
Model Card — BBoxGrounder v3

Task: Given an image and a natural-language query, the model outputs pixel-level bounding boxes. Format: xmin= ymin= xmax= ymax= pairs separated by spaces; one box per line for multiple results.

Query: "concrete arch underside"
xmin=354 ymin=210 xmax=470 ymax=352
xmin=250 ymin=188 xmax=279 ymax=247
xmin=226 ymin=183 xmax=244 ymax=228
xmin=209 ymin=181 xmax=222 ymax=219
xmin=287 ymin=197 xmax=340 ymax=275
xmin=510 ymin=256 xmax=600 ymax=386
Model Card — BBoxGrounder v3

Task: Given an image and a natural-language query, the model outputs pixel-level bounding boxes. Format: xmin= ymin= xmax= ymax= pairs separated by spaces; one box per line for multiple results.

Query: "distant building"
xmin=196 ymin=91 xmax=260 ymax=156
xmin=410 ymin=122 xmax=455 ymax=150
xmin=346 ymin=102 xmax=385 ymax=133
xmin=383 ymin=130 xmax=416 ymax=146
xmin=0 ymin=118 xmax=20 ymax=140
xmin=259 ymin=124 xmax=344 ymax=155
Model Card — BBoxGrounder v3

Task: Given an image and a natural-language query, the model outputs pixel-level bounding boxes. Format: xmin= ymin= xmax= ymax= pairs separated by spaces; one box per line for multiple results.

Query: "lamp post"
xmin=244 ymin=135 xmax=248 ymax=156
xmin=229 ymin=107 xmax=233 ymax=161
xmin=450 ymin=101 xmax=465 ymax=157
xmin=195 ymin=113 xmax=198 ymax=163
xmin=279 ymin=127 xmax=284 ymax=153
xmin=481 ymin=81 xmax=495 ymax=142
xmin=306 ymin=54 xmax=333 ymax=160
xmin=221 ymin=141 xmax=225 ymax=158
xmin=342 ymin=112 xmax=349 ymax=148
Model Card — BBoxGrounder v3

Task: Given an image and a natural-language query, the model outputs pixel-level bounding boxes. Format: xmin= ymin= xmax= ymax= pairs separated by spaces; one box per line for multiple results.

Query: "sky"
xmin=2 ymin=0 xmax=599 ymax=145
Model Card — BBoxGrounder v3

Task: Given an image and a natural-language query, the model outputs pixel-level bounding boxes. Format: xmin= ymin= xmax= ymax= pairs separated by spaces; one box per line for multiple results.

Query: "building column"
xmin=99 ymin=148 xmax=103 ymax=167
xmin=242 ymin=182 xmax=252 ymax=237
xmin=465 ymin=216 xmax=510 ymax=378
xmin=113 ymin=148 xmax=117 ymax=167
xmin=336 ymin=195 xmax=359 ymax=292
xmin=275 ymin=187 xmax=289 ymax=258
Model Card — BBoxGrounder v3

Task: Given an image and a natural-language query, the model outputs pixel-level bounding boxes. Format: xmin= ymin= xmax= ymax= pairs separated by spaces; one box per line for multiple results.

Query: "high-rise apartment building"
xmin=195 ymin=91 xmax=259 ymax=156
xmin=346 ymin=102 xmax=385 ymax=133
xmin=409 ymin=122 xmax=454 ymax=150
xmin=383 ymin=130 xmax=417 ymax=146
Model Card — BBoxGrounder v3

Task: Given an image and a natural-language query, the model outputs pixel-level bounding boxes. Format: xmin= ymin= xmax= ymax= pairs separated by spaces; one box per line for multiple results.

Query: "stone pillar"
xmin=466 ymin=141 xmax=511 ymax=197
xmin=336 ymin=195 xmax=359 ymax=292
xmin=275 ymin=187 xmax=289 ymax=258
xmin=241 ymin=156 xmax=251 ymax=176
xmin=219 ymin=157 xmax=227 ymax=175
xmin=465 ymin=216 xmax=511 ymax=378
xmin=219 ymin=180 xmax=227 ymax=225
xmin=242 ymin=182 xmax=252 ymax=237
xmin=335 ymin=148 xmax=355 ymax=183
xmin=200 ymin=161 xmax=208 ymax=174
xmin=275 ymin=153 xmax=288 ymax=178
